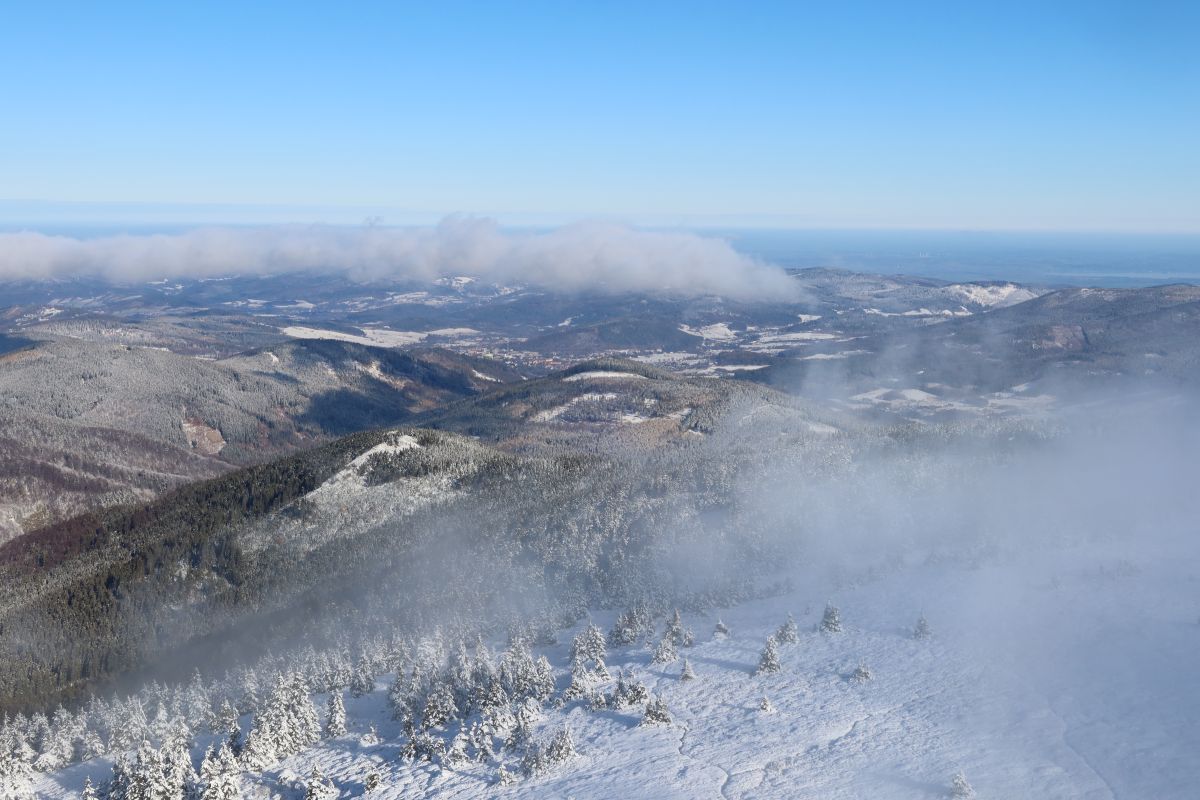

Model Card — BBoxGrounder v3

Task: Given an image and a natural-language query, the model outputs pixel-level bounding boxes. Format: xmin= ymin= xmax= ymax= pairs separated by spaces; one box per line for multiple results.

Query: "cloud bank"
xmin=0 ymin=217 xmax=798 ymax=300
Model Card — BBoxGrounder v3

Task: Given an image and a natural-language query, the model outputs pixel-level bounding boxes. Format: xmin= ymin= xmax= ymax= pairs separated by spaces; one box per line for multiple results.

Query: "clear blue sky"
xmin=2 ymin=1 xmax=1197 ymax=231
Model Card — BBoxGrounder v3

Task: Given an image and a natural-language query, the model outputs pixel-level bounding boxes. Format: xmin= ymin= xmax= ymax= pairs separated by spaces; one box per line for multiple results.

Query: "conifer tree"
xmin=652 ymin=636 xmax=678 ymax=664
xmin=756 ymin=635 xmax=782 ymax=675
xmin=664 ymin=609 xmax=695 ymax=647
xmin=714 ymin=619 xmax=730 ymax=637
xmin=0 ymin=745 xmax=33 ymax=800
xmin=680 ymin=659 xmax=696 ymax=681
xmin=821 ymin=604 xmax=842 ymax=633
xmin=545 ymin=727 xmax=577 ymax=766
xmin=324 ymin=692 xmax=347 ymax=738
xmin=640 ymin=696 xmax=671 ymax=726
xmin=776 ymin=613 xmax=799 ymax=644
xmin=852 ymin=662 xmax=873 ymax=683
xmin=363 ymin=769 xmax=380 ymax=793
xmin=199 ymin=745 xmax=242 ymax=800
xmin=80 ymin=776 xmax=99 ymax=800
xmin=304 ymin=766 xmax=337 ymax=800
xmin=758 ymin=696 xmax=776 ymax=713
xmin=914 ymin=614 xmax=932 ymax=640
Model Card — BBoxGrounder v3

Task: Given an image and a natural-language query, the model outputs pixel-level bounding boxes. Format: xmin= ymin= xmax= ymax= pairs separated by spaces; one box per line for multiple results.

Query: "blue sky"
xmin=2 ymin=1 xmax=1197 ymax=231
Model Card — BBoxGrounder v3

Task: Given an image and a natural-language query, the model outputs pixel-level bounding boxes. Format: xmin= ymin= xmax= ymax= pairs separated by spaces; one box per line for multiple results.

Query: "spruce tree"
xmin=756 ymin=636 xmax=782 ymax=675
xmin=652 ymin=636 xmax=678 ymax=664
xmin=640 ymin=696 xmax=671 ymax=726
xmin=758 ymin=696 xmax=776 ymax=713
xmin=324 ymin=693 xmax=347 ymax=738
xmin=851 ymin=662 xmax=873 ymax=683
xmin=680 ymin=659 xmax=696 ymax=682
xmin=363 ymin=769 xmax=380 ymax=793
xmin=914 ymin=614 xmax=932 ymax=640
xmin=714 ymin=619 xmax=730 ymax=637
xmin=821 ymin=604 xmax=842 ymax=633
xmin=658 ymin=609 xmax=693 ymax=648
xmin=0 ymin=746 xmax=33 ymax=800
xmin=776 ymin=613 xmax=799 ymax=644
xmin=200 ymin=744 xmax=242 ymax=800
xmin=304 ymin=766 xmax=337 ymax=800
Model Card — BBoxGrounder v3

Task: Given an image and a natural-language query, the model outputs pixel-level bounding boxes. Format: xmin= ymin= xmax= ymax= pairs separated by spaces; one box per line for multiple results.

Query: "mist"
xmin=0 ymin=216 xmax=799 ymax=301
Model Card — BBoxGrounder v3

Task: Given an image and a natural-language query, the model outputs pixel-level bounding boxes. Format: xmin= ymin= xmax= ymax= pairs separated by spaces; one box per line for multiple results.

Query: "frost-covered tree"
xmin=570 ymin=624 xmax=608 ymax=669
xmin=714 ymin=619 xmax=730 ymax=637
xmin=851 ymin=662 xmax=873 ymax=683
xmin=680 ymin=659 xmax=696 ymax=682
xmin=496 ymin=764 xmax=518 ymax=785
xmin=544 ymin=727 xmax=576 ymax=766
xmin=651 ymin=636 xmax=677 ymax=664
xmin=914 ymin=614 xmax=932 ymax=640
xmin=821 ymin=604 xmax=842 ymax=633
xmin=640 ymin=696 xmax=671 ymax=726
xmin=611 ymin=671 xmax=649 ymax=708
xmin=324 ymin=692 xmax=347 ymax=738
xmin=663 ymin=609 xmax=695 ymax=648
xmin=304 ymin=766 xmax=337 ymax=800
xmin=0 ymin=745 xmax=33 ymax=800
xmin=80 ymin=776 xmax=99 ymax=800
xmin=363 ymin=769 xmax=380 ymax=793
xmin=199 ymin=745 xmax=241 ymax=800
xmin=950 ymin=770 xmax=975 ymax=798
xmin=776 ymin=613 xmax=798 ymax=644
xmin=758 ymin=696 xmax=776 ymax=713
xmin=607 ymin=605 xmax=652 ymax=648
xmin=422 ymin=683 xmax=458 ymax=730
xmin=349 ymin=667 xmax=374 ymax=699
xmin=240 ymin=674 xmax=319 ymax=771
xmin=756 ymin=636 xmax=781 ymax=675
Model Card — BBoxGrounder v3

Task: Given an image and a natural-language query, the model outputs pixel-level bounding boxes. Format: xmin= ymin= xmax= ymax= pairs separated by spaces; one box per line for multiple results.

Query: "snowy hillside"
xmin=28 ymin=529 xmax=1199 ymax=799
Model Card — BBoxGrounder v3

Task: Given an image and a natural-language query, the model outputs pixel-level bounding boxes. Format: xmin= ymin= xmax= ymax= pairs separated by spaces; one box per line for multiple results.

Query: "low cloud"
xmin=0 ymin=216 xmax=798 ymax=300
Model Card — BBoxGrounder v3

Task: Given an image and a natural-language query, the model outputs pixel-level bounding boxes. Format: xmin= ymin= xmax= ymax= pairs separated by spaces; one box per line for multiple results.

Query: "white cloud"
xmin=0 ymin=216 xmax=798 ymax=301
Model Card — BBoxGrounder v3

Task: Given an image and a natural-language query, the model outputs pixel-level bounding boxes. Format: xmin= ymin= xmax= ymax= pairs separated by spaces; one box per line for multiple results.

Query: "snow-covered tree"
xmin=544 ymin=727 xmax=576 ymax=766
xmin=349 ymin=666 xmax=374 ymax=699
xmin=422 ymin=683 xmax=458 ymax=730
xmin=914 ymin=614 xmax=932 ymax=640
xmin=756 ymin=636 xmax=781 ymax=675
xmin=324 ymin=692 xmax=347 ymax=738
xmin=758 ymin=696 xmax=776 ymax=713
xmin=304 ymin=766 xmax=337 ymax=800
xmin=240 ymin=674 xmax=319 ymax=771
xmin=0 ymin=745 xmax=34 ymax=800
xmin=363 ymin=769 xmax=380 ymax=793
xmin=852 ymin=662 xmax=873 ymax=683
xmin=80 ymin=776 xmax=99 ymax=800
xmin=663 ymin=609 xmax=695 ymax=648
xmin=199 ymin=745 xmax=241 ymax=800
xmin=714 ymin=619 xmax=730 ymax=637
xmin=821 ymin=604 xmax=842 ymax=633
xmin=570 ymin=623 xmax=608 ymax=669
xmin=950 ymin=770 xmax=975 ymax=798
xmin=776 ymin=613 xmax=799 ymax=644
xmin=611 ymin=671 xmax=649 ymax=708
xmin=640 ymin=696 xmax=671 ymax=726
xmin=651 ymin=636 xmax=677 ymax=664
xmin=496 ymin=764 xmax=518 ymax=785
xmin=680 ymin=659 xmax=696 ymax=682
